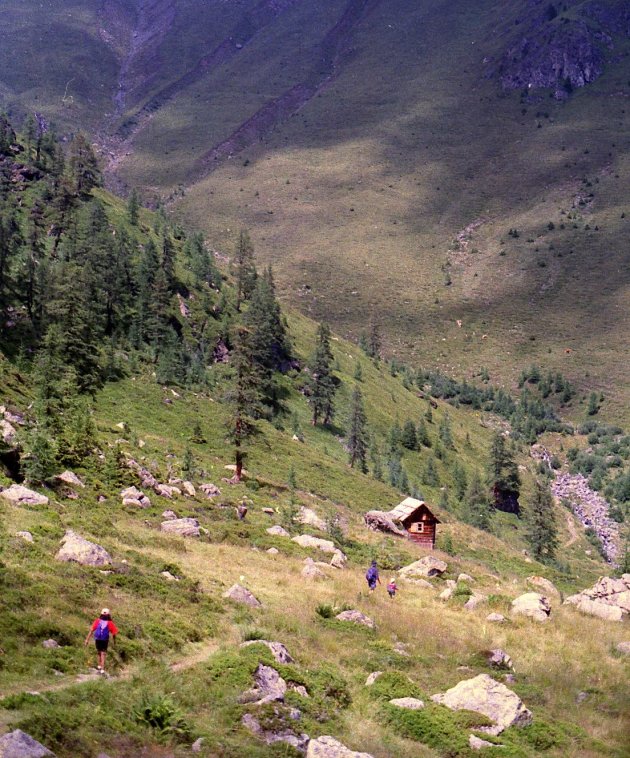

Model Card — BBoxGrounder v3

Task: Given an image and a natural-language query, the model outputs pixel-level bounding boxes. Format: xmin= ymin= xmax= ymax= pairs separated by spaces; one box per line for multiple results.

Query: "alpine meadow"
xmin=0 ymin=2 xmax=629 ymax=758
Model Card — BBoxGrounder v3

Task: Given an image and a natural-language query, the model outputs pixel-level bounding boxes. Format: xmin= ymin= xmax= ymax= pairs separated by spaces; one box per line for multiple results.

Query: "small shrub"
xmin=315 ymin=603 xmax=334 ymax=619
xmin=132 ymin=693 xmax=191 ymax=740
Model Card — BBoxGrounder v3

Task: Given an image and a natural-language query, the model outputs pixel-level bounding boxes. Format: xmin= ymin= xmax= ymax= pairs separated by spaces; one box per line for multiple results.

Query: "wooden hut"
xmin=389 ymin=497 xmax=440 ymax=549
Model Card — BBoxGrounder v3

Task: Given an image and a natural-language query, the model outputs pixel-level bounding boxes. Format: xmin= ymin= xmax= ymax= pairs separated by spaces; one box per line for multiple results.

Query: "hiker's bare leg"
xmin=98 ymin=651 xmax=106 ymax=670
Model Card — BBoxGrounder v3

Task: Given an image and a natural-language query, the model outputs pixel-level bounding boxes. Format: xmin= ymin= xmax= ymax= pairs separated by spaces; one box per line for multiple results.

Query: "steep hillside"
xmin=1 ymin=0 xmax=629 ymax=422
xmin=1 ymin=124 xmax=630 ymax=757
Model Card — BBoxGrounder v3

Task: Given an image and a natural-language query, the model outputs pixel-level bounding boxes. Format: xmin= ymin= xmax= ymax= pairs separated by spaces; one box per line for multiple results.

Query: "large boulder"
xmin=200 ymin=482 xmax=221 ymax=497
xmin=160 ymin=517 xmax=200 ymax=537
xmin=302 ymin=558 xmax=328 ymax=580
xmin=364 ymin=510 xmax=407 ymax=537
xmin=399 ymin=556 xmax=447 ymax=578
xmin=292 ymin=534 xmax=337 ymax=554
xmin=564 ymin=575 xmax=630 ymax=620
xmin=527 ymin=576 xmax=560 ymax=598
xmin=223 ymin=584 xmax=262 ymax=607
xmin=155 ymin=483 xmax=181 ymax=499
xmin=464 ymin=593 xmax=487 ymax=610
xmin=335 ymin=610 xmax=375 ymax=629
xmin=0 ymin=484 xmax=49 ymax=507
xmin=121 ymin=485 xmax=151 ymax=508
xmin=56 ymin=471 xmax=85 ymax=488
xmin=431 ymin=674 xmax=532 ymax=735
xmin=181 ymin=481 xmax=196 ymax=497
xmin=239 ymin=663 xmax=287 ymax=704
xmin=296 ymin=506 xmax=327 ymax=531
xmin=306 ymin=736 xmax=374 ymax=758
xmin=240 ymin=640 xmax=294 ymax=664
xmin=55 ymin=531 xmax=111 ymax=567
xmin=267 ymin=525 xmax=290 ymax=537
xmin=510 ymin=592 xmax=551 ymax=622
xmin=330 ymin=549 xmax=347 ymax=569
xmin=0 ymin=419 xmax=17 ymax=446
xmin=0 ymin=729 xmax=55 ymax=757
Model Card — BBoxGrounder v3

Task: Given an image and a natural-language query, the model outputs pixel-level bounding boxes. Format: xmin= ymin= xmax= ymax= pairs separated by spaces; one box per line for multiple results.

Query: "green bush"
xmin=368 ymin=671 xmax=422 ymax=701
xmin=132 ymin=693 xmax=191 ymax=740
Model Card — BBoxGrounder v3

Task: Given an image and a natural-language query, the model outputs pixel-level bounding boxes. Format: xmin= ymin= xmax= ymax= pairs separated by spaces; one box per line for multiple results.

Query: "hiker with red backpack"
xmin=85 ymin=608 xmax=118 ymax=674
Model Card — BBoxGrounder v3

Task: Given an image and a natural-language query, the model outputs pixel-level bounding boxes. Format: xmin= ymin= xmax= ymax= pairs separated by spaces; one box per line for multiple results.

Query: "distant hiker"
xmin=85 ymin=608 xmax=118 ymax=674
xmin=387 ymin=577 xmax=398 ymax=599
xmin=365 ymin=560 xmax=381 ymax=592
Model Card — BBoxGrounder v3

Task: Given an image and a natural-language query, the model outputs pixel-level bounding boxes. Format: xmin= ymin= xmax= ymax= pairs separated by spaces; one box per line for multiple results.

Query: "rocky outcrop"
xmin=240 ymin=640 xmax=294 ymax=664
xmin=363 ymin=510 xmax=407 ymax=537
xmin=1 ymin=484 xmax=49 ymax=506
xmin=296 ymin=506 xmax=327 ymax=531
xmin=200 ymin=482 xmax=221 ymax=498
xmin=292 ymin=534 xmax=338 ymax=554
xmin=431 ymin=674 xmax=532 ymax=735
xmin=330 ymin=549 xmax=347 ymax=569
xmin=564 ymin=575 xmax=630 ymax=621
xmin=15 ymin=531 xmax=34 ymax=542
xmin=527 ymin=576 xmax=560 ymax=599
xmin=302 ymin=558 xmax=328 ymax=580
xmin=223 ymin=583 xmax=262 ymax=607
xmin=160 ymin=517 xmax=200 ymax=537
xmin=511 ymin=592 xmax=551 ymax=622
xmin=552 ymin=472 xmax=620 ymax=563
xmin=464 ymin=593 xmax=487 ymax=610
xmin=239 ymin=663 xmax=287 ymax=704
xmin=485 ymin=649 xmax=513 ymax=670
xmin=335 ymin=610 xmax=375 ymax=629
xmin=121 ymin=486 xmax=151 ymax=508
xmin=0 ymin=729 xmax=55 ymax=757
xmin=55 ymin=531 xmax=112 ymax=567
xmin=56 ymin=471 xmax=85 ymax=488
xmin=0 ymin=418 xmax=17 ymax=446
xmin=399 ymin=556 xmax=447 ymax=578
xmin=306 ymin=736 xmax=374 ymax=758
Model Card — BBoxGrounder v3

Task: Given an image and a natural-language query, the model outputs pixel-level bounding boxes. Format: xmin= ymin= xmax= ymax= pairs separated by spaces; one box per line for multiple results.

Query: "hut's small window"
xmin=410 ymin=522 xmax=425 ymax=533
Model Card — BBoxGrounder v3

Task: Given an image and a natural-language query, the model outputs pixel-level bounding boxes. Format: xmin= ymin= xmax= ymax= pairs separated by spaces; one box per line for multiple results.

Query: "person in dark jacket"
xmin=365 ymin=560 xmax=381 ymax=591
xmin=84 ymin=608 xmax=118 ymax=674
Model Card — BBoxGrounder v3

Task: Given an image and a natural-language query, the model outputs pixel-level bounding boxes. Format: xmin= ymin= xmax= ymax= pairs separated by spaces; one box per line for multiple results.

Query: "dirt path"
xmin=563 ymin=510 xmax=580 ymax=548
xmin=1 ymin=638 xmax=222 ymax=703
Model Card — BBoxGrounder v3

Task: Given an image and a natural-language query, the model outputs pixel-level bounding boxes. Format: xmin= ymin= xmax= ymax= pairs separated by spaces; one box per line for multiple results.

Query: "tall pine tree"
xmin=487 ymin=433 xmax=521 ymax=514
xmin=347 ymin=385 xmax=368 ymax=472
xmin=308 ymin=322 xmax=336 ymax=425
xmin=525 ymin=479 xmax=558 ymax=562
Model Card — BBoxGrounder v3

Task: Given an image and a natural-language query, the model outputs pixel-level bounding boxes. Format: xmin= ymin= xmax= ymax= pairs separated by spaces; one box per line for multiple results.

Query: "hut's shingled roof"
xmin=388 ymin=497 xmax=440 ymax=524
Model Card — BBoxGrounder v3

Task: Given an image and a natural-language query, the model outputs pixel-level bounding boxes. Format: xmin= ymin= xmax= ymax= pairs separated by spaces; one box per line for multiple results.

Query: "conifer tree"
xmin=308 ymin=322 xmax=336 ymax=425
xmin=487 ymin=433 xmax=521 ymax=514
xmin=368 ymin=435 xmax=383 ymax=481
xmin=233 ymin=229 xmax=257 ymax=310
xmin=225 ymin=325 xmax=263 ymax=482
xmin=416 ymin=417 xmax=431 ymax=447
xmin=423 ymin=454 xmax=439 ymax=486
xmin=438 ymin=412 xmax=454 ymax=448
xmin=525 ymin=479 xmax=558 ymax=562
xmin=347 ymin=385 xmax=368 ymax=472
xmin=401 ymin=419 xmax=418 ymax=450
xmin=162 ymin=233 xmax=176 ymax=290
xmin=127 ymin=189 xmax=140 ymax=226
xmin=68 ymin=133 xmax=101 ymax=196
xmin=368 ymin=319 xmax=381 ymax=360
xmin=452 ymin=461 xmax=468 ymax=501
xmin=463 ymin=471 xmax=491 ymax=531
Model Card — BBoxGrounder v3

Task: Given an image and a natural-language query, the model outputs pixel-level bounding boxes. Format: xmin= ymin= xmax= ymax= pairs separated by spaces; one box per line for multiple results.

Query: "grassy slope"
xmin=2 ymin=0 xmax=630 ymax=420
xmin=1 ymin=296 xmax=628 ymax=756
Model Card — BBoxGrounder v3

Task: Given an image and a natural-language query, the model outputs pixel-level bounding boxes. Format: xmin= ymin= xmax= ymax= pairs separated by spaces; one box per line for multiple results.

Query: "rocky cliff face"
xmin=487 ymin=0 xmax=630 ymax=98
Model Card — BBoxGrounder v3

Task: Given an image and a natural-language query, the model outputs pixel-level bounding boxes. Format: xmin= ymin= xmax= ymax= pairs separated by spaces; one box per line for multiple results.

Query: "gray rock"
xmin=15 ymin=531 xmax=34 ymax=543
xmin=241 ymin=640 xmax=294 ymax=664
xmin=161 ymin=509 xmax=178 ymax=521
xmin=402 ymin=577 xmax=434 ymax=589
xmin=182 ymin=481 xmax=196 ymax=497
xmin=464 ymin=593 xmax=487 ymax=610
xmin=335 ymin=610 xmax=375 ymax=629
xmin=160 ymin=517 xmax=200 ymax=537
xmin=267 ymin=547 xmax=279 ymax=555
xmin=527 ymin=575 xmax=560 ymax=598
xmin=191 ymin=737 xmax=204 ymax=753
xmin=56 ymin=471 xmax=85 ymax=488
xmin=0 ymin=729 xmax=55 ymax=757
xmin=365 ymin=671 xmax=382 ymax=686
xmin=457 ymin=573 xmax=474 ymax=583
xmin=389 ymin=697 xmax=425 ymax=710
xmin=486 ymin=649 xmax=513 ymax=670
xmin=292 ymin=534 xmax=337 ymax=554
xmin=399 ymin=556 xmax=447 ymax=578
xmin=266 ymin=525 xmax=290 ymax=537
xmin=306 ymin=735 xmax=374 ymax=758
xmin=42 ymin=639 xmax=59 ymax=649
xmin=241 ymin=713 xmax=309 ymax=752
xmin=330 ymin=549 xmax=347 ymax=569
xmin=0 ymin=485 xmax=49 ymax=507
xmin=486 ymin=613 xmax=506 ymax=623
xmin=55 ymin=531 xmax=112 ymax=567
xmin=223 ymin=583 xmax=261 ymax=607
xmin=564 ymin=575 xmax=630 ymax=621
xmin=200 ymin=482 xmax=221 ymax=497
xmin=364 ymin=510 xmax=407 ymax=537
xmin=239 ymin=663 xmax=287 ymax=704
xmin=439 ymin=587 xmax=454 ymax=601
xmin=155 ymin=483 xmax=181 ymax=498
xmin=296 ymin=506 xmax=327 ymax=531
xmin=0 ymin=419 xmax=17 ymax=446
xmin=302 ymin=558 xmax=328 ymax=580
xmin=160 ymin=571 xmax=179 ymax=581
xmin=511 ymin=593 xmax=551 ymax=622
xmin=120 ymin=486 xmax=151 ymax=508
xmin=431 ymin=674 xmax=532 ymax=735
xmin=615 ymin=641 xmax=630 ymax=655
xmin=469 ymin=734 xmax=500 ymax=750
